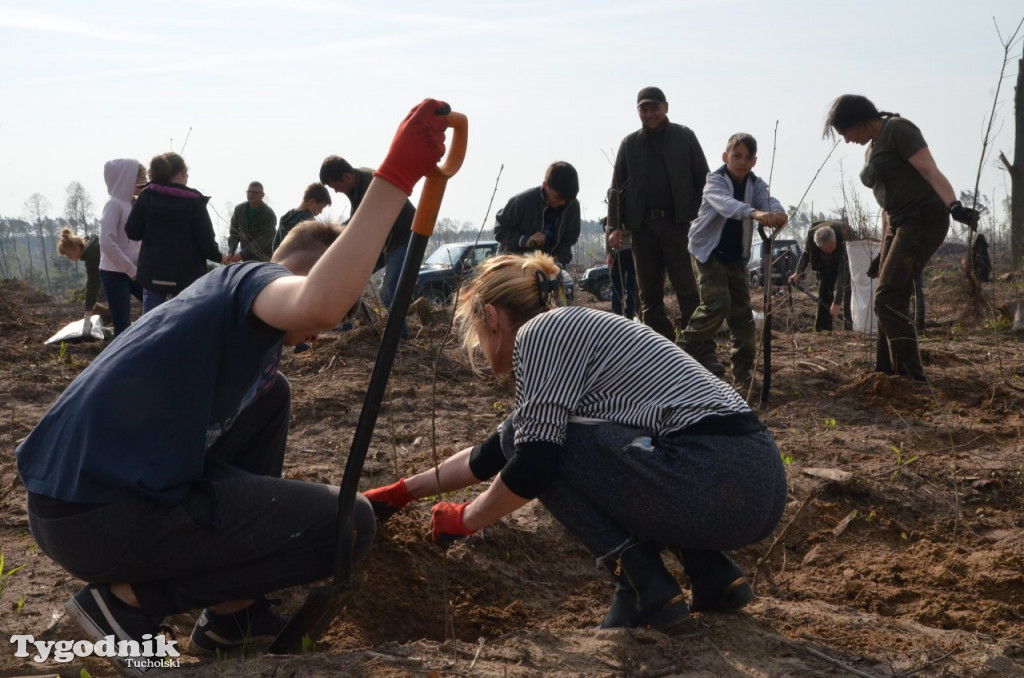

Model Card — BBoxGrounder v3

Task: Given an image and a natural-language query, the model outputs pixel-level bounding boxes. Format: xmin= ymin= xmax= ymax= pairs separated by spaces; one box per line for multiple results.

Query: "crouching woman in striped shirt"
xmin=365 ymin=252 xmax=787 ymax=631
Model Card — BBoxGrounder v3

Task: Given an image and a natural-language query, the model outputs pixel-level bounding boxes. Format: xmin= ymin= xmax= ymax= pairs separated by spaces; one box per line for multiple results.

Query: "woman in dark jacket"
xmin=125 ymin=152 xmax=222 ymax=313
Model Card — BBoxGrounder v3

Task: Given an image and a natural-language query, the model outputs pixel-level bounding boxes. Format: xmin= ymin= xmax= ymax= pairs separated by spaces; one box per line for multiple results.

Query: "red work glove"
xmin=374 ymin=98 xmax=451 ymax=195
xmin=363 ymin=479 xmax=414 ymax=522
xmin=430 ymin=501 xmax=476 ymax=548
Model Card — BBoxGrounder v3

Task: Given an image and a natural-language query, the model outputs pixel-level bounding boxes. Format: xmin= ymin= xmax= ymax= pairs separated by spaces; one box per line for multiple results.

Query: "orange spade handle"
xmin=411 ymin=111 xmax=468 ymax=237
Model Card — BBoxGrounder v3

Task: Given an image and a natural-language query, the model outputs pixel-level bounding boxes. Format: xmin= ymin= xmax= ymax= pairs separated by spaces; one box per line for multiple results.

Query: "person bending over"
xmin=365 ymin=251 xmax=787 ymax=632
xmin=823 ymin=94 xmax=978 ymax=381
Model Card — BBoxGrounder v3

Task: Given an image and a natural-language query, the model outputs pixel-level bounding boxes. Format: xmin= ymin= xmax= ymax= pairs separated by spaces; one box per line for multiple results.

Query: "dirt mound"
xmin=835 ymin=371 xmax=936 ymax=410
xmin=0 ymin=278 xmax=53 ymax=305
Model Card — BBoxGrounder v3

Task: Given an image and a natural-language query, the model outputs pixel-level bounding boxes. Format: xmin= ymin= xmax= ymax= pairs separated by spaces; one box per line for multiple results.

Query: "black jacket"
xmin=126 ymin=183 xmax=221 ymax=294
xmin=348 ymin=168 xmax=414 ymax=261
xmin=80 ymin=235 xmax=101 ymax=311
xmin=493 ymin=186 xmax=581 ymax=267
xmin=796 ymin=221 xmax=847 ymax=275
xmin=608 ymin=122 xmax=709 ymax=232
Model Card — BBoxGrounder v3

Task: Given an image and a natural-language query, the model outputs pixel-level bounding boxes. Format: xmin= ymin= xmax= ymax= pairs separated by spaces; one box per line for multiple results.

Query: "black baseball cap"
xmin=637 ymin=86 xmax=666 ymax=105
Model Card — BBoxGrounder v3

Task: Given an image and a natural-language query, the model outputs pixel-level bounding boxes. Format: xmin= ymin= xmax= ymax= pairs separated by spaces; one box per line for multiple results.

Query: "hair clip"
xmin=535 ymin=270 xmax=559 ymax=304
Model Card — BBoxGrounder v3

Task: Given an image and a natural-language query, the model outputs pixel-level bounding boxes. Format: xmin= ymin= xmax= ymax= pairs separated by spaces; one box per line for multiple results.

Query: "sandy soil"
xmin=1 ymin=252 xmax=1022 ymax=678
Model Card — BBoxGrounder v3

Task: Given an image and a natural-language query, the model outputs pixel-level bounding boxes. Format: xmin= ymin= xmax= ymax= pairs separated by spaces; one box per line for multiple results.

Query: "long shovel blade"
xmin=792 ymin=281 xmax=839 ymax=315
xmin=269 ymin=110 xmax=468 ymax=654
xmin=757 ymin=225 xmax=774 ymax=409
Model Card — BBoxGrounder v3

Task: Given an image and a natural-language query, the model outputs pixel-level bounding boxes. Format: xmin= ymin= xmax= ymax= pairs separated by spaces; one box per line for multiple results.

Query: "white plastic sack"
xmin=845 ymin=240 xmax=879 ymax=335
xmin=45 ymin=315 xmax=104 ymax=344
xmin=718 ymin=310 xmax=764 ymax=334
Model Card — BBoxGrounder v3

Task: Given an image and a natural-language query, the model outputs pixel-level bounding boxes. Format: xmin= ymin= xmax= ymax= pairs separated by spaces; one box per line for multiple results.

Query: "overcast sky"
xmin=1 ymin=0 xmax=1021 ymax=255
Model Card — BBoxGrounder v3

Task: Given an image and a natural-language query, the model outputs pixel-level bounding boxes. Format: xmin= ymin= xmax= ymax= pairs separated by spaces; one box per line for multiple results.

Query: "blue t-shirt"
xmin=16 ymin=262 xmax=291 ymax=506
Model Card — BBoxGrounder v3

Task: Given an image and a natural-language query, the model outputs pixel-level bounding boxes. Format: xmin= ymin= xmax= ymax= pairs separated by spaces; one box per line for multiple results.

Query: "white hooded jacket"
xmin=99 ymin=159 xmax=142 ymax=276
xmin=688 ymin=165 xmax=783 ymax=264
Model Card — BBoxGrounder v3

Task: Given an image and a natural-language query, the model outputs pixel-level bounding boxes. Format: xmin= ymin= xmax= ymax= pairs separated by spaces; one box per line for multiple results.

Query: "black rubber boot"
xmin=599 ymin=541 xmax=690 ymax=631
xmin=700 ymin=357 xmax=727 ymax=377
xmin=681 ymin=342 xmax=727 ymax=377
xmin=675 ymin=549 xmax=754 ymax=613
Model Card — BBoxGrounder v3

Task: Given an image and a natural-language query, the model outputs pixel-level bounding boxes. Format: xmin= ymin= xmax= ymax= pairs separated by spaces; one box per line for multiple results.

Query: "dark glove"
xmin=866 ymin=253 xmax=880 ymax=279
xmin=374 ymin=98 xmax=451 ymax=195
xmin=363 ymin=478 xmax=414 ymax=522
xmin=949 ymin=201 xmax=979 ymax=230
xmin=430 ymin=501 xmax=476 ymax=548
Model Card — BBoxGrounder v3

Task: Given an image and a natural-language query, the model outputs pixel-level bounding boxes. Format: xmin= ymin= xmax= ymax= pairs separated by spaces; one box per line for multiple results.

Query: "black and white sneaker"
xmin=189 ymin=597 xmax=286 ymax=654
xmin=64 ymin=585 xmax=172 ymax=677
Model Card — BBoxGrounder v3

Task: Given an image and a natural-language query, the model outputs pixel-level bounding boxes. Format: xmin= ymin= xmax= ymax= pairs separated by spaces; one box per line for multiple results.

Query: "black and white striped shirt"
xmin=511 ymin=306 xmax=751 ymax=447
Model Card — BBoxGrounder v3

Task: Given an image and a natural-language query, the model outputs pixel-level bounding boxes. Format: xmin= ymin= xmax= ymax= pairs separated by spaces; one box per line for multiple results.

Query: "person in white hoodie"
xmin=99 ymin=159 xmax=146 ymax=337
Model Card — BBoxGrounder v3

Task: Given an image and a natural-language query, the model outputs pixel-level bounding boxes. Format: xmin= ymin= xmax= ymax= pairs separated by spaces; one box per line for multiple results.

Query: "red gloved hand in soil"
xmin=374 ymin=98 xmax=450 ymax=195
xmin=363 ymin=479 xmax=414 ymax=522
xmin=430 ymin=501 xmax=476 ymax=547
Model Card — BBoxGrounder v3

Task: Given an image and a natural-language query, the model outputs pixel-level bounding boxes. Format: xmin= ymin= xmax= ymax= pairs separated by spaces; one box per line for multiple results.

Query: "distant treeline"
xmin=2 ymin=187 xmax=1009 ymax=300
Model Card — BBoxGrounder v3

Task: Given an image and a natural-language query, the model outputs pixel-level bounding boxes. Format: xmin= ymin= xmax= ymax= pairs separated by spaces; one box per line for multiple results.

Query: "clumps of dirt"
xmin=332 ymin=325 xmax=383 ymax=350
xmin=308 ymin=503 xmax=598 ymax=653
xmin=921 ymin=346 xmax=975 ymax=367
xmin=0 ymin=280 xmax=57 ymax=351
xmin=1 ymin=278 xmax=54 ymax=305
xmin=938 ymin=373 xmax=1021 ymax=410
xmin=836 ymin=372 xmax=934 ymax=410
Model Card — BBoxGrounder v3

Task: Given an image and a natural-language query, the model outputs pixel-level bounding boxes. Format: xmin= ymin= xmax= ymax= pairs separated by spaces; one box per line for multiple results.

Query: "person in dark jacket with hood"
xmin=126 ymin=152 xmax=222 ymax=313
xmin=493 ymin=161 xmax=581 ymax=267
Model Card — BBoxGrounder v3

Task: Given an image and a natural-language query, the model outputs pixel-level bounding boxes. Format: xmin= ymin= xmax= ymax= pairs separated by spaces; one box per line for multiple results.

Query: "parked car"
xmin=414 ymin=240 xmax=574 ymax=305
xmin=579 ymin=264 xmax=613 ymax=302
xmin=746 ymin=238 xmax=801 ymax=287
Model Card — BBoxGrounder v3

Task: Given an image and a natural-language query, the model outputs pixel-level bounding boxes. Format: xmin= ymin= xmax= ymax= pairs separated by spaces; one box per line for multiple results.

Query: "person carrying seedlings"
xmin=493 ymin=161 xmax=581 ymax=268
xmin=271 ymin=182 xmax=332 ymax=253
xmin=682 ymin=133 xmax=787 ymax=388
xmin=56 ymin=227 xmax=102 ymax=338
xmin=823 ymin=94 xmax=979 ymax=381
xmin=788 ymin=221 xmax=852 ymax=332
xmin=364 ymin=251 xmax=787 ymax=632
xmin=16 ymin=98 xmax=451 ymax=677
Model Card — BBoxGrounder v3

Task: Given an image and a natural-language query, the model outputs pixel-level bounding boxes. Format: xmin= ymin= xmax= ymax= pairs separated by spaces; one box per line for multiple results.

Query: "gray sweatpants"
xmin=500 ymin=418 xmax=787 ymax=560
